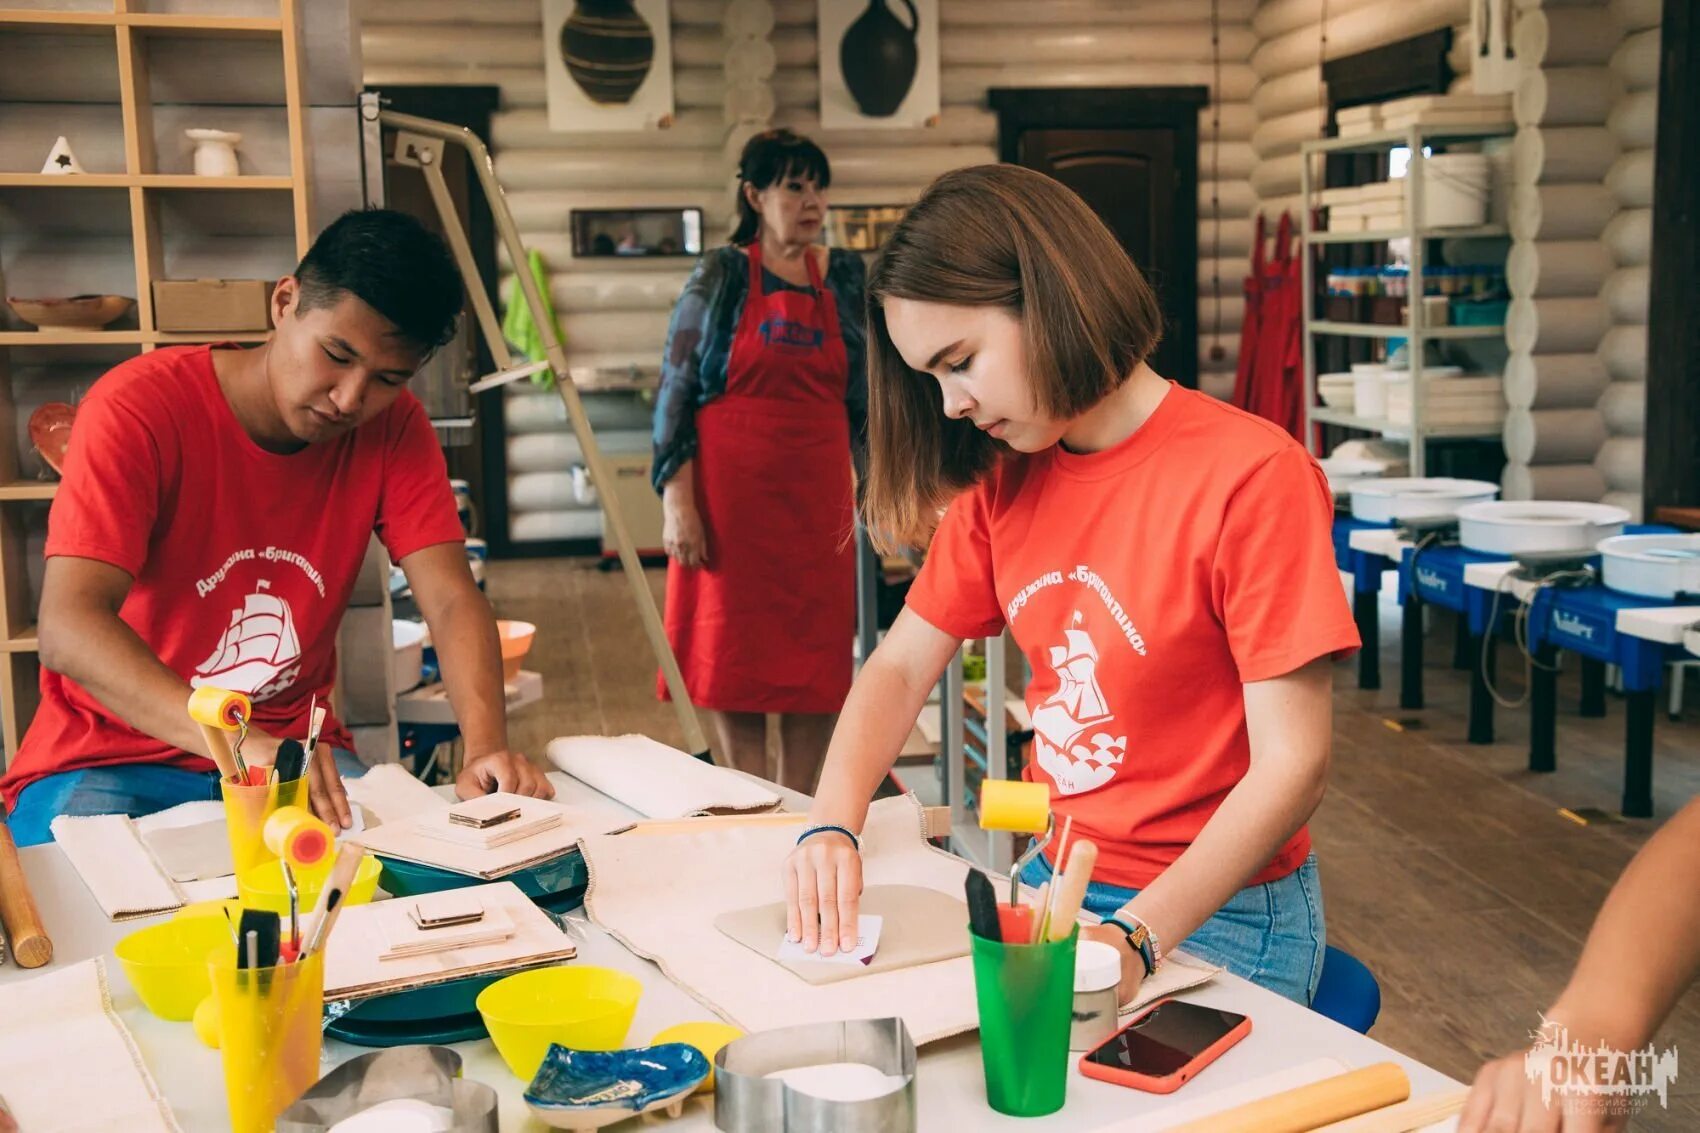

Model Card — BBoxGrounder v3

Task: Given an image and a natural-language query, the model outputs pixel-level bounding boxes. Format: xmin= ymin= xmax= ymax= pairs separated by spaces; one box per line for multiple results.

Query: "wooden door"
xmin=992 ymin=88 xmax=1206 ymax=387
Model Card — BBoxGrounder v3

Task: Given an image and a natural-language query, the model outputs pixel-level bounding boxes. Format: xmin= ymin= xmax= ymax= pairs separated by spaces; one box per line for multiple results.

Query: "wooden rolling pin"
xmin=1311 ymin=1088 xmax=1469 ymax=1132
xmin=1166 ymin=1062 xmax=1411 ymax=1133
xmin=0 ymin=824 xmax=52 ymax=968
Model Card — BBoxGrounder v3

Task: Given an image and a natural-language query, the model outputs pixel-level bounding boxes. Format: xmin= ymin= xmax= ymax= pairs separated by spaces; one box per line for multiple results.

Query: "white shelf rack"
xmin=1299 ymin=122 xmax=1515 ymax=476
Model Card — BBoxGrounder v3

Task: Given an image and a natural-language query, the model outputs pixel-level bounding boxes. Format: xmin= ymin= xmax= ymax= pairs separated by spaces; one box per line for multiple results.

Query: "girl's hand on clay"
xmin=783 ymin=831 xmax=862 ymax=957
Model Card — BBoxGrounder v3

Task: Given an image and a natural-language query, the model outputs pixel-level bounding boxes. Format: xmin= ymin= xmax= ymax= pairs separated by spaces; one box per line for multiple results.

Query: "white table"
xmin=2 ymin=773 xmax=1459 ymax=1131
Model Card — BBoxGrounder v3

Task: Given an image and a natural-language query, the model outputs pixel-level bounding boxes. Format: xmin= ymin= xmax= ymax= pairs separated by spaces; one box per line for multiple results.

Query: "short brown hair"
xmin=862 ymin=164 xmax=1165 ymax=550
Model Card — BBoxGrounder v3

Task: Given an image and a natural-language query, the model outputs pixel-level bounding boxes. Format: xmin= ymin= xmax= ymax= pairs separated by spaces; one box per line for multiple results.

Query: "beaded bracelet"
xmin=795 ymin=823 xmax=861 ymax=852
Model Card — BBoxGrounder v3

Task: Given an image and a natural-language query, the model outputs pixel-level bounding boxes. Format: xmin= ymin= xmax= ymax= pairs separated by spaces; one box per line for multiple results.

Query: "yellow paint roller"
xmin=187 ymin=686 xmax=250 ymax=782
xmin=978 ymin=779 xmax=1053 ymax=907
xmin=262 ymin=806 xmax=334 ymax=872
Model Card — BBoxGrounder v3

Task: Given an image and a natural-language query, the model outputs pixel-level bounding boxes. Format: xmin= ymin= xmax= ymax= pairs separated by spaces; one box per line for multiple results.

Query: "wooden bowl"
xmin=7 ymin=294 xmax=134 ymax=331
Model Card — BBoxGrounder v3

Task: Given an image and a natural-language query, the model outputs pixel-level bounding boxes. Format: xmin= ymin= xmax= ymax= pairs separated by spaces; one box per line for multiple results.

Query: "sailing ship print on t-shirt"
xmin=1030 ymin=611 xmax=1129 ymax=795
xmin=192 ymin=578 xmax=304 ymax=701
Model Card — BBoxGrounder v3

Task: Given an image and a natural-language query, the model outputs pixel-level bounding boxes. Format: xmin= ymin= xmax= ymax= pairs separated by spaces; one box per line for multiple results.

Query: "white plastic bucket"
xmin=1354 ymin=367 xmax=1388 ymax=418
xmin=1421 ymin=154 xmax=1490 ymax=228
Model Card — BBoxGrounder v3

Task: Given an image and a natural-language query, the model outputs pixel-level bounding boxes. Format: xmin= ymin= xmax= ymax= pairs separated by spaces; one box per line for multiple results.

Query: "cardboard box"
xmin=151 ymin=279 xmax=274 ymax=332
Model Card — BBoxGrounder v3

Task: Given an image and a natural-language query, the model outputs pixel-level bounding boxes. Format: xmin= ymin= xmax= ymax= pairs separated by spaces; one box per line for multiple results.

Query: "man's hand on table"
xmin=1081 ymin=922 xmax=1147 ymax=1007
xmin=455 ymin=750 xmax=555 ymax=801
xmin=1461 ymin=1051 xmax=1624 ymax=1133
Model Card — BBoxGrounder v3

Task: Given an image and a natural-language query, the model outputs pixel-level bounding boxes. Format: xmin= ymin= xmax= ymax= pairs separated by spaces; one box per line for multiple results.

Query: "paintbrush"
xmin=282 ymin=860 xmax=299 ymax=954
xmin=964 ymin=868 xmax=1001 ymax=942
xmin=302 ymin=842 xmax=364 ymax=957
xmin=273 ymin=739 xmax=307 ymax=785
xmin=305 ymin=701 xmax=327 ymax=756
xmin=1045 ymin=840 xmax=1099 ymax=942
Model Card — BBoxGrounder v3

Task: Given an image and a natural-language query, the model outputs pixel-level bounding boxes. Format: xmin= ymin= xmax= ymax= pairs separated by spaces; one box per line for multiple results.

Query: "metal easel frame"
xmin=379 ymin=109 xmax=710 ymax=760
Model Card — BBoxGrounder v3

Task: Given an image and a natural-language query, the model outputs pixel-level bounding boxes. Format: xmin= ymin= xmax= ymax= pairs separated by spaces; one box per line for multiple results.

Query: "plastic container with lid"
xmin=1070 ymin=940 xmax=1123 ymax=1053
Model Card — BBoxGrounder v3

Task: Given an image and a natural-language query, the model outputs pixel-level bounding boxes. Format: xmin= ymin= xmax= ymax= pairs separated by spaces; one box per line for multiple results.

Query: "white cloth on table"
xmin=545 ymin=734 xmax=781 ymax=819
xmin=0 ymin=958 xmax=180 ymax=1131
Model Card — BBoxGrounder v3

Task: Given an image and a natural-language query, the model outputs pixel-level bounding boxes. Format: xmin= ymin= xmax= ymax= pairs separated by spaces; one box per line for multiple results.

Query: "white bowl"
xmin=1348 ymin=477 xmax=1499 ymax=524
xmin=1454 ymin=501 xmax=1629 ymax=556
xmin=1598 ymin=534 xmax=1700 ymax=599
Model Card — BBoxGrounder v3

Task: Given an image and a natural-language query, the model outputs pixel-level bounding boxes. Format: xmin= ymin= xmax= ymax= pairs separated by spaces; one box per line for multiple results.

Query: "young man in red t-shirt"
xmin=1 ymin=209 xmax=551 ymax=845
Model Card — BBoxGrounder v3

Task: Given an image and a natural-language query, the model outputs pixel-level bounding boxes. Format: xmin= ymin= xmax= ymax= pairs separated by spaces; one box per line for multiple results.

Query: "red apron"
xmin=1245 ymin=212 xmax=1305 ymax=440
xmin=658 ymin=243 xmax=855 ymax=714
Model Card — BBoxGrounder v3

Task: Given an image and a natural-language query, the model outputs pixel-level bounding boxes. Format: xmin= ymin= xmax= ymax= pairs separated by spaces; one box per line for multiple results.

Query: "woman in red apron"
xmin=651 ymin=130 xmax=863 ymax=792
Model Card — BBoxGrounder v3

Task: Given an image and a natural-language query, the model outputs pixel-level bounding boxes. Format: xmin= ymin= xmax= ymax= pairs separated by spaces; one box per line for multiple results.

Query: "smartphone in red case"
xmin=1078 ymin=998 xmax=1252 ymax=1094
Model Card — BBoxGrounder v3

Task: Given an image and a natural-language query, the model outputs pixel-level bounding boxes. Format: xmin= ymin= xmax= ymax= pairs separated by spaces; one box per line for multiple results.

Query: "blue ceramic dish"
xmin=376 ymin=850 xmax=587 ymax=912
xmin=524 ymin=1043 xmax=709 ymax=1129
xmin=325 ymin=972 xmax=501 ymax=1048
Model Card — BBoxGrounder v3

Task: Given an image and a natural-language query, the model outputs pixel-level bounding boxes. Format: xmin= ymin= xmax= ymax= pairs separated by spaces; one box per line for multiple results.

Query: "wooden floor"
xmin=488 ymin=558 xmax=1700 ymax=1126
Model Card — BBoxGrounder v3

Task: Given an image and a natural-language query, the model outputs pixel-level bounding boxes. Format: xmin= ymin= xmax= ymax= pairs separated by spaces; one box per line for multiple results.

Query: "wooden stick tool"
xmin=0 ymin=824 xmax=52 ymax=968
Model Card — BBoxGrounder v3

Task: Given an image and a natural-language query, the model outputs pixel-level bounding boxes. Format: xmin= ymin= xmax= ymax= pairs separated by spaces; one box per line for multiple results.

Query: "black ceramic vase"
xmin=839 ymin=0 xmax=920 ymax=118
xmin=560 ymin=0 xmax=655 ymax=106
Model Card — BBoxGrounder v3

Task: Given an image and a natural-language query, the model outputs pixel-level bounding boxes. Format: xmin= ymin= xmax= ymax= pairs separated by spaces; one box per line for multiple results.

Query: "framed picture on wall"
xmin=571 ymin=208 xmax=704 ymax=257
xmin=818 ymin=0 xmax=940 ymax=130
xmin=826 ymin=204 xmax=908 ymax=251
xmin=543 ymin=0 xmax=675 ymax=132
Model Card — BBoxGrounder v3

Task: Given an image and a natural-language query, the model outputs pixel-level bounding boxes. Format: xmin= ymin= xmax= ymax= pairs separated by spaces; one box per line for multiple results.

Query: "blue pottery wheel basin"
xmin=524 ymin=1042 xmax=710 ymax=1130
xmin=376 ymin=850 xmax=587 ymax=911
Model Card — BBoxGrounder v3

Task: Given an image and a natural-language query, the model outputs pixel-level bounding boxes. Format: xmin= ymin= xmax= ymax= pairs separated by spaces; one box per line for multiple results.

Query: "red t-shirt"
xmin=906 ymin=385 xmax=1359 ymax=890
xmin=0 ymin=346 xmax=466 ymax=809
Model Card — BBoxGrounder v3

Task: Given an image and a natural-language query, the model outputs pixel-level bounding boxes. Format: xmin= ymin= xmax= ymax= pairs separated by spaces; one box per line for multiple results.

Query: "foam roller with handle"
xmin=262 ymin=806 xmax=333 ymax=872
xmin=978 ymin=779 xmax=1050 ymax=834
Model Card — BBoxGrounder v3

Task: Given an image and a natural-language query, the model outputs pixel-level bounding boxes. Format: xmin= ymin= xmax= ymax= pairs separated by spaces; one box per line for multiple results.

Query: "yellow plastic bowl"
xmin=236 ymin=854 xmax=382 ymax=918
xmin=476 ymin=965 xmax=642 ymax=1080
xmin=114 ymin=916 xmax=233 ymax=1021
xmin=652 ymin=1021 xmax=744 ymax=1093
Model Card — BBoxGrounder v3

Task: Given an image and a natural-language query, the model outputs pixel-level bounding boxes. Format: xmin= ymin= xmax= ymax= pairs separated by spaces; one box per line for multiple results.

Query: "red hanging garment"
xmin=1245 ymin=212 xmax=1305 ymax=440
xmin=1230 ymin=213 xmax=1266 ymax=410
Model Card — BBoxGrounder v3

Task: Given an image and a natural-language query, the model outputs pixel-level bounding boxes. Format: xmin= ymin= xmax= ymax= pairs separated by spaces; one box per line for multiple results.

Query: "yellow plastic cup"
xmin=114 ymin=916 xmax=233 ymax=1021
xmin=235 ymin=854 xmax=381 ymax=920
xmin=210 ymin=947 xmax=324 ymax=1133
xmin=221 ymin=776 xmax=306 ymax=876
xmin=476 ymin=965 xmax=643 ymax=1080
xmin=651 ymin=1022 xmax=744 ymax=1093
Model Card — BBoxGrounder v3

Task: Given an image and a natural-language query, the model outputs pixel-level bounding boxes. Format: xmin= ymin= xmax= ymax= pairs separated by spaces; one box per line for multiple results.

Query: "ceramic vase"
xmin=560 ymin=0 xmax=655 ymax=106
xmin=839 ymin=0 xmax=920 ymax=118
xmin=187 ymin=129 xmax=242 ymax=177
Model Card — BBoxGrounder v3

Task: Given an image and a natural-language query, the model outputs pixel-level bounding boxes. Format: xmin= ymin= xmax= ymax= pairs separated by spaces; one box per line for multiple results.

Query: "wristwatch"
xmin=1104 ymin=913 xmax=1161 ymax=979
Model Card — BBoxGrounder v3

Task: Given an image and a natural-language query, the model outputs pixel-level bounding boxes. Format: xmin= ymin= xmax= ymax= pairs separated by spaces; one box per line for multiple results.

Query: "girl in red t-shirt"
xmin=781 ymin=165 xmax=1359 ymax=1007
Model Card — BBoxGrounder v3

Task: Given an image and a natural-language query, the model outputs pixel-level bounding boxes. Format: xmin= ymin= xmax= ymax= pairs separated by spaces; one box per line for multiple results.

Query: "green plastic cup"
xmin=970 ymin=925 xmax=1079 ymax=1117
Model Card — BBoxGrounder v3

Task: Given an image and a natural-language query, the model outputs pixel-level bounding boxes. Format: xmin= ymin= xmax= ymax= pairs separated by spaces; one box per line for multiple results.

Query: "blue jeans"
xmin=1022 ymin=850 xmax=1326 ymax=1006
xmin=3 ymin=749 xmax=368 ymax=847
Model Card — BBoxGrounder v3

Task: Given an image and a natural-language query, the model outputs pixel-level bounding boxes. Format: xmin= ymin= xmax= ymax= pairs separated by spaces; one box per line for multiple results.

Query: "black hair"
xmin=293 ymin=208 xmax=462 ymax=353
xmin=731 ymin=129 xmax=831 ymax=245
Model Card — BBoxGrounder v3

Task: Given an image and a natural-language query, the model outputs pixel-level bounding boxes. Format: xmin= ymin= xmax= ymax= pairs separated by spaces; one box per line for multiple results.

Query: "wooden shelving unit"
xmin=0 ymin=1 xmax=311 ymax=759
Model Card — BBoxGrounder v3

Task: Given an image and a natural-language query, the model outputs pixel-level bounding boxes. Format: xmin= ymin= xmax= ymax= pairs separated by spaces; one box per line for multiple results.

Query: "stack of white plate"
xmin=1454 ymin=501 xmax=1629 ymax=556
xmin=1319 ymin=457 xmax=1387 ymax=497
xmin=1597 ymin=534 xmax=1700 ymax=599
xmin=1317 ymin=373 xmax=1355 ymax=410
xmin=1349 ymin=477 xmax=1499 ymax=524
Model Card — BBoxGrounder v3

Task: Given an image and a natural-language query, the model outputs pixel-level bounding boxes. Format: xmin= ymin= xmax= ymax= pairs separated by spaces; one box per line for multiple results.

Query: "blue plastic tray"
xmin=375 ymin=850 xmax=588 ymax=913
